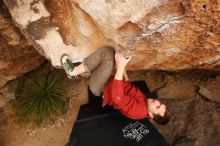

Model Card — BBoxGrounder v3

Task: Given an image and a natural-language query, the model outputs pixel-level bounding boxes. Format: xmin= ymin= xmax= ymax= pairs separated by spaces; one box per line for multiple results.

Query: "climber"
xmin=61 ymin=46 xmax=169 ymax=124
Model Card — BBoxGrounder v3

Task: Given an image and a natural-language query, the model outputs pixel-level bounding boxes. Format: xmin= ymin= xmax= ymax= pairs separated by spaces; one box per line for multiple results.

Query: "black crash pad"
xmin=67 ymin=81 xmax=168 ymax=146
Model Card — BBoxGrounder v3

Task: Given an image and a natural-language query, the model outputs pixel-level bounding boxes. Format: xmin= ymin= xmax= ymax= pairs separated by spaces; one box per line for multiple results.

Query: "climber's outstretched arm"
xmin=123 ymin=69 xmax=129 ymax=81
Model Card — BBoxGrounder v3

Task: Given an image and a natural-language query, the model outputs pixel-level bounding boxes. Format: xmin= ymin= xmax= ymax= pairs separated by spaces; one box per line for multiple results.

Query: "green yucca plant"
xmin=12 ymin=69 xmax=66 ymax=126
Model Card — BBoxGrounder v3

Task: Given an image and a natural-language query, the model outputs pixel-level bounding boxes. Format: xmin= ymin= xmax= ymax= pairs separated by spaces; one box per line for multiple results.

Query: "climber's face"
xmin=147 ymin=99 xmax=167 ymax=119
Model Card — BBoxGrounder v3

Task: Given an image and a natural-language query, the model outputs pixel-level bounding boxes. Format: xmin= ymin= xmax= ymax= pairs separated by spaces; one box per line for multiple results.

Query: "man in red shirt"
xmin=61 ymin=47 xmax=169 ymax=124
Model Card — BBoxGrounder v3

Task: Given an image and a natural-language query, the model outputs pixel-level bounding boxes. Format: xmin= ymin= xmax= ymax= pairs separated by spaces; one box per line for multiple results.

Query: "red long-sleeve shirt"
xmin=102 ymin=76 xmax=148 ymax=120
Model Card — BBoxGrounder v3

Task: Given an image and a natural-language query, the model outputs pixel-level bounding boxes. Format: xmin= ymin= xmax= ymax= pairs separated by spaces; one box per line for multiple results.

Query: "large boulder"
xmin=0 ymin=1 xmax=45 ymax=106
xmin=3 ymin=0 xmax=220 ymax=70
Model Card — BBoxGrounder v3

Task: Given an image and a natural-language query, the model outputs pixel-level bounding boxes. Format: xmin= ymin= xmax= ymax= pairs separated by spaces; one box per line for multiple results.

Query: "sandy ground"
xmin=0 ymin=75 xmax=89 ymax=146
xmin=0 ymin=70 xmax=219 ymax=146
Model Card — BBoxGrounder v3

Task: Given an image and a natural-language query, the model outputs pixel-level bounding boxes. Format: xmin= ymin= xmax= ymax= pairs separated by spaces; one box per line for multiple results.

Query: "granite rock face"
xmin=0 ymin=1 xmax=45 ymax=106
xmin=2 ymin=0 xmax=220 ymax=70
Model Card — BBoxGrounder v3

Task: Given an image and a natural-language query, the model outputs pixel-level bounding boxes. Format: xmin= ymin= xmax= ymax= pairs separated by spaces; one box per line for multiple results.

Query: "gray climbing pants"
xmin=84 ymin=47 xmax=115 ymax=96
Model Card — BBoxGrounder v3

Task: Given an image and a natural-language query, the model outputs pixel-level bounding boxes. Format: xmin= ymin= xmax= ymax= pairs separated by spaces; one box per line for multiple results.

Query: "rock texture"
xmin=2 ymin=0 xmax=220 ymax=70
xmin=198 ymin=76 xmax=220 ymax=103
xmin=0 ymin=1 xmax=45 ymax=106
xmin=155 ymin=99 xmax=220 ymax=146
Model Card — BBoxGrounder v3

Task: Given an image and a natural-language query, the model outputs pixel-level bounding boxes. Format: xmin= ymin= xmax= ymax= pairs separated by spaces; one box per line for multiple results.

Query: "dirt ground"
xmin=0 ymin=70 xmax=219 ymax=146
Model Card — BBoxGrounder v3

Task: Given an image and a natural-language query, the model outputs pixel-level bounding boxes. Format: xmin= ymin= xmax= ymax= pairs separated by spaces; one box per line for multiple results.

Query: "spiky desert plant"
xmin=13 ymin=70 xmax=66 ymax=126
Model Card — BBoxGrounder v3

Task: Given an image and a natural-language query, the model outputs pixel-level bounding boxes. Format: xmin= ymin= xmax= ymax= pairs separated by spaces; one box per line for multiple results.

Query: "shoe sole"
xmin=61 ymin=54 xmax=73 ymax=79
xmin=61 ymin=54 xmax=71 ymax=65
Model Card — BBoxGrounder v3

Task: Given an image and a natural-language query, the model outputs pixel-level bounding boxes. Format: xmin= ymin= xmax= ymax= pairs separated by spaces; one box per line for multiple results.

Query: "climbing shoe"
xmin=61 ymin=54 xmax=75 ymax=79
